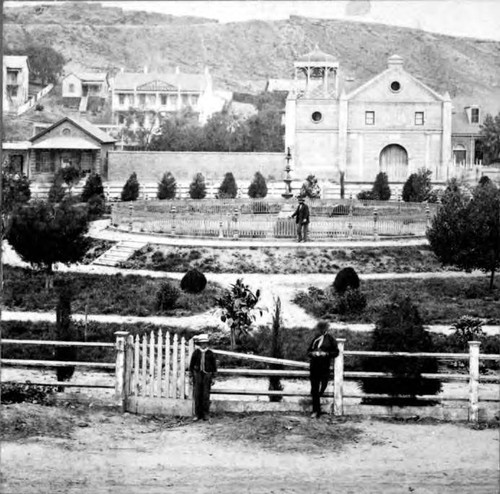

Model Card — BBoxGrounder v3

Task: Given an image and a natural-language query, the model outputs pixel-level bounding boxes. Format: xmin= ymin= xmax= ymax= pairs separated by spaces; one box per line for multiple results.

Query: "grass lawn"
xmin=3 ymin=266 xmax=223 ymax=317
xmin=120 ymin=244 xmax=446 ymax=274
xmin=293 ymin=276 xmax=500 ymax=325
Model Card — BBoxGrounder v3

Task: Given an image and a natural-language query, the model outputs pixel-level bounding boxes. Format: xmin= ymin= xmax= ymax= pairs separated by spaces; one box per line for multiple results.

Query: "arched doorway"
xmin=379 ymin=144 xmax=408 ymax=180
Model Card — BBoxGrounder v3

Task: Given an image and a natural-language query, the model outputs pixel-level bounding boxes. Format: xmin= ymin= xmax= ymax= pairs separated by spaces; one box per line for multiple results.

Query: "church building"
xmin=285 ymin=48 xmax=452 ymax=183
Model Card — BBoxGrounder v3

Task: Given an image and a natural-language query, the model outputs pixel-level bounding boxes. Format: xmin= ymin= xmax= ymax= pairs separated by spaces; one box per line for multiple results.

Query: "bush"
xmin=189 ymin=173 xmax=207 ymax=199
xmin=248 ymin=171 xmax=268 ymax=198
xmin=402 ymin=168 xmax=432 ymax=202
xmin=357 ymin=190 xmax=375 ymax=201
xmin=156 ymin=281 xmax=180 ymax=311
xmin=336 ymin=288 xmax=367 ymax=315
xmin=81 ymin=173 xmax=104 ymax=203
xmin=218 ymin=172 xmax=238 ymax=199
xmin=333 ymin=267 xmax=360 ymax=294
xmin=372 ymin=172 xmax=391 ymax=200
xmin=48 ymin=176 xmax=66 ymax=203
xmin=180 ymin=268 xmax=207 ymax=294
xmin=59 ymin=165 xmax=82 ymax=189
xmin=361 ymin=295 xmax=442 ymax=402
xmin=451 ymin=315 xmax=485 ymax=350
xmin=300 ymin=174 xmax=321 ymax=198
xmin=87 ymin=194 xmax=106 ymax=220
xmin=1 ymin=382 xmax=55 ymax=405
xmin=121 ymin=172 xmax=140 ymax=201
xmin=157 ymin=172 xmax=177 ymax=200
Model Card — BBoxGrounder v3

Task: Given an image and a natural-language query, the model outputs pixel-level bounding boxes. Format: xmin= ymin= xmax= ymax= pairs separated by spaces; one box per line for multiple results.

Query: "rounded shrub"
xmin=248 ymin=171 xmax=268 ymax=199
xmin=189 ymin=173 xmax=207 ymax=199
xmin=372 ymin=172 xmax=391 ymax=200
xmin=218 ymin=172 xmax=238 ymax=199
xmin=87 ymin=194 xmax=106 ymax=220
xmin=333 ymin=267 xmax=360 ymax=294
xmin=81 ymin=173 xmax=104 ymax=203
xmin=157 ymin=172 xmax=177 ymax=200
xmin=180 ymin=268 xmax=207 ymax=294
xmin=156 ymin=281 xmax=180 ymax=312
xmin=336 ymin=288 xmax=367 ymax=315
xmin=121 ymin=172 xmax=140 ymax=202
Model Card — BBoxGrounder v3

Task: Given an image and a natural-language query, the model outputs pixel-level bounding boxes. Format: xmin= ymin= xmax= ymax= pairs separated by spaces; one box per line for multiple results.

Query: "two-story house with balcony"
xmin=3 ymin=55 xmax=30 ymax=113
xmin=111 ymin=66 xmax=230 ymax=128
xmin=62 ymin=72 xmax=109 ymax=112
xmin=285 ymin=49 xmax=452 ymax=182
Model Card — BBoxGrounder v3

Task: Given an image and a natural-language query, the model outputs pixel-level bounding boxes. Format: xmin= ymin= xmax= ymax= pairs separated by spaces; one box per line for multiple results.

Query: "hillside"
xmin=3 ymin=3 xmax=500 ymax=111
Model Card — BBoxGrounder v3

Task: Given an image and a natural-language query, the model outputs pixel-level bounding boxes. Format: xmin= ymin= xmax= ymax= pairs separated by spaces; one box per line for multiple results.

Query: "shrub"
xmin=361 ymin=295 xmax=442 ymax=402
xmin=180 ymin=268 xmax=207 ymax=294
xmin=300 ymin=174 xmax=321 ymax=198
xmin=121 ymin=172 xmax=140 ymax=201
xmin=357 ymin=190 xmax=375 ymax=201
xmin=248 ymin=171 xmax=268 ymax=198
xmin=402 ymin=168 xmax=432 ymax=202
xmin=157 ymin=172 xmax=177 ymax=200
xmin=81 ymin=173 xmax=104 ymax=202
xmin=189 ymin=173 xmax=207 ymax=199
xmin=333 ymin=267 xmax=360 ymax=294
xmin=218 ymin=172 xmax=238 ymax=198
xmin=1 ymin=382 xmax=55 ymax=405
xmin=87 ymin=194 xmax=106 ymax=220
xmin=59 ymin=165 xmax=82 ymax=190
xmin=48 ymin=176 xmax=66 ymax=203
xmin=372 ymin=172 xmax=391 ymax=200
xmin=451 ymin=315 xmax=485 ymax=350
xmin=336 ymin=288 xmax=367 ymax=315
xmin=156 ymin=281 xmax=180 ymax=311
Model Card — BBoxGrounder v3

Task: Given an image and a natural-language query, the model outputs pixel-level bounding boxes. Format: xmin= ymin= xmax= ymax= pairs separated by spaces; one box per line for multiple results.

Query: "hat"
xmin=195 ymin=334 xmax=209 ymax=343
xmin=298 ymin=195 xmax=305 ymax=202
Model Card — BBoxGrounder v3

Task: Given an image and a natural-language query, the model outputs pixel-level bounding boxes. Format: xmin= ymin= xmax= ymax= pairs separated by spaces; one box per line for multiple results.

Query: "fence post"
xmin=218 ymin=220 xmax=224 ymax=239
xmin=397 ymin=193 xmax=402 ymax=214
xmin=468 ymin=340 xmax=480 ymax=423
xmin=128 ymin=204 xmax=134 ymax=232
xmin=125 ymin=335 xmax=134 ymax=397
xmin=348 ymin=194 xmax=354 ymax=240
xmin=114 ymin=331 xmax=129 ymax=412
xmin=171 ymin=205 xmax=176 ymax=236
xmin=233 ymin=207 xmax=239 ymax=240
xmin=425 ymin=202 xmax=431 ymax=229
xmin=373 ymin=207 xmax=379 ymax=241
xmin=110 ymin=202 xmax=116 ymax=226
xmin=333 ymin=338 xmax=345 ymax=416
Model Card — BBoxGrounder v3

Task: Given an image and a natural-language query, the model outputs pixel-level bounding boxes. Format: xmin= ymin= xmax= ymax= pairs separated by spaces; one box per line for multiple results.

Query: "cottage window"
xmin=181 ymin=94 xmax=189 ymax=106
xmin=170 ymin=95 xmax=178 ymax=106
xmin=160 ymin=94 xmax=168 ymax=105
xmin=453 ymin=145 xmax=467 ymax=165
xmin=69 ymin=83 xmax=75 ymax=93
xmin=138 ymin=94 xmax=146 ymax=106
xmin=415 ymin=112 xmax=424 ymax=125
xmin=471 ymin=108 xmax=480 ymax=124
xmin=35 ymin=151 xmax=54 ymax=173
xmin=9 ymin=86 xmax=18 ymax=97
xmin=118 ymin=94 xmax=126 ymax=106
xmin=7 ymin=69 xmax=18 ymax=84
xmin=191 ymin=94 xmax=199 ymax=106
xmin=365 ymin=111 xmax=375 ymax=125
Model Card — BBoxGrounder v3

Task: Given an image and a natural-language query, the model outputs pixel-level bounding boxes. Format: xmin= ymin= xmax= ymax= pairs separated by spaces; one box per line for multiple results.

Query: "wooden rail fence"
xmin=3 ymin=332 xmax=499 ymax=422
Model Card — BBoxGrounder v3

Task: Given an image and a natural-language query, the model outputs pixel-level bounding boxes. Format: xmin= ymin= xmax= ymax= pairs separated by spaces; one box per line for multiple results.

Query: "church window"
xmin=415 ymin=112 xmax=424 ymax=125
xmin=390 ymin=81 xmax=401 ymax=92
xmin=471 ymin=108 xmax=479 ymax=124
xmin=311 ymin=111 xmax=322 ymax=123
xmin=365 ymin=111 xmax=375 ymax=125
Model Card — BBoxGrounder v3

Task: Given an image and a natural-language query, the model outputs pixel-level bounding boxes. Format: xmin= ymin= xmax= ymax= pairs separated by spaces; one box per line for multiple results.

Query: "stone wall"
xmin=107 ymin=151 xmax=286 ymax=183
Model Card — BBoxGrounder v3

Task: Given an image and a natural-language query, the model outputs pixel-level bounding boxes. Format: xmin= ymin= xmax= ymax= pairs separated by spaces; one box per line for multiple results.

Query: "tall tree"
xmin=427 ymin=179 xmax=500 ymax=289
xmin=7 ymin=199 xmax=91 ymax=289
xmin=22 ymin=45 xmax=65 ymax=85
xmin=480 ymin=112 xmax=500 ymax=165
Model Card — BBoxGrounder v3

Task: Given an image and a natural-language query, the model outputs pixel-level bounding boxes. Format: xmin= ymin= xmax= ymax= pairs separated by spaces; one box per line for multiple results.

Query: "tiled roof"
xmin=296 ymin=46 xmax=337 ymax=64
xmin=113 ymin=71 xmax=207 ymax=91
xmin=31 ymin=137 xmax=100 ymax=150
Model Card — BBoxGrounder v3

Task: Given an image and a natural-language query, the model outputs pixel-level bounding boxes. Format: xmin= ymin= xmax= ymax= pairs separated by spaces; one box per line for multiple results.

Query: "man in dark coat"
xmin=307 ymin=321 xmax=339 ymax=418
xmin=291 ymin=195 xmax=310 ymax=242
xmin=189 ymin=334 xmax=217 ymax=421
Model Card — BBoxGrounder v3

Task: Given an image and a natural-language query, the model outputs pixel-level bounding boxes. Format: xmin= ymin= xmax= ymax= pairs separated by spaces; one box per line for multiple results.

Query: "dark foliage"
xmin=402 ymin=168 xmax=432 ymax=202
xmin=47 ymin=176 xmax=66 ymax=203
xmin=189 ymin=173 xmax=207 ymax=199
xmin=157 ymin=172 xmax=177 ymax=200
xmin=81 ymin=173 xmax=105 ymax=203
xmin=1 ymin=170 xmax=31 ymax=215
xmin=156 ymin=281 xmax=181 ymax=312
xmin=121 ymin=172 xmax=140 ymax=201
xmin=372 ymin=172 xmax=391 ymax=200
xmin=1 ymin=382 xmax=56 ymax=405
xmin=248 ymin=171 xmax=268 ymax=199
xmin=333 ymin=267 xmax=360 ymax=294
xmin=180 ymin=268 xmax=207 ymax=294
xmin=87 ymin=194 xmax=106 ymax=220
xmin=218 ymin=172 xmax=238 ymax=199
xmin=268 ymin=297 xmax=284 ymax=402
xmin=357 ymin=190 xmax=376 ymax=201
xmin=336 ymin=288 xmax=367 ymax=315
xmin=361 ymin=295 xmax=442 ymax=402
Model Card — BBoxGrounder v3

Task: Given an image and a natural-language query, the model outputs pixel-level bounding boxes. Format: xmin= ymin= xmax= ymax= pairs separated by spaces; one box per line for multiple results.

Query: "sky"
xmin=5 ymin=0 xmax=500 ymax=41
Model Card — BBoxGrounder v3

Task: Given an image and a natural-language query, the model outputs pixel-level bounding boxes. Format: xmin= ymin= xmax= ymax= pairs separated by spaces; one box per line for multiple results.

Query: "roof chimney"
xmin=387 ymin=55 xmax=404 ymax=69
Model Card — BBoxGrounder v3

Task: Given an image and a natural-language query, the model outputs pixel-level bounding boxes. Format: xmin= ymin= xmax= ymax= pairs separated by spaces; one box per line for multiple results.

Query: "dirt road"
xmin=1 ymin=404 xmax=498 ymax=494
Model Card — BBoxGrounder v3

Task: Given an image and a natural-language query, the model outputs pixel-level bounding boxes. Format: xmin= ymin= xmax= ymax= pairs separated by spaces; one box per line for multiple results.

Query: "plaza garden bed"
xmin=293 ymin=276 xmax=500 ymax=325
xmin=118 ymin=244 xmax=446 ymax=274
xmin=3 ymin=266 xmax=224 ymax=317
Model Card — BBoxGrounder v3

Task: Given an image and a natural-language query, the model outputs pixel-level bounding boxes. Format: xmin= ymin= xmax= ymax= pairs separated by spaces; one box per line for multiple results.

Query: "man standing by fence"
xmin=307 ymin=321 xmax=339 ymax=418
xmin=189 ymin=334 xmax=217 ymax=421
xmin=291 ymin=195 xmax=310 ymax=242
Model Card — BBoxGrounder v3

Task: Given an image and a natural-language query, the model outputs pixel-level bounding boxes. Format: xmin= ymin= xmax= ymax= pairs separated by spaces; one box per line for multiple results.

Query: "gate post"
xmin=468 ymin=341 xmax=480 ymax=422
xmin=333 ymin=338 xmax=345 ymax=416
xmin=114 ymin=331 xmax=130 ymax=412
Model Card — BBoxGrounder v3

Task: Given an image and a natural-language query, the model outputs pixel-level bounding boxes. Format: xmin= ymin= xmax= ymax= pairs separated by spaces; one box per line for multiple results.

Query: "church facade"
xmin=285 ymin=49 xmax=452 ymax=183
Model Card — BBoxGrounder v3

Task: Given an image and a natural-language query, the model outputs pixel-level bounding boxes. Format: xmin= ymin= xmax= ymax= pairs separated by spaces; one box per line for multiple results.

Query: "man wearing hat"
xmin=189 ymin=334 xmax=217 ymax=421
xmin=307 ymin=321 xmax=339 ymax=418
xmin=291 ymin=195 xmax=310 ymax=242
